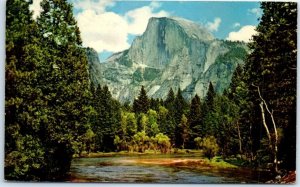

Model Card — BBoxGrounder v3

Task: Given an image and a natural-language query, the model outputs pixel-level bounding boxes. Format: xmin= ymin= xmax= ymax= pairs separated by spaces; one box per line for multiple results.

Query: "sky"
xmin=29 ymin=0 xmax=262 ymax=61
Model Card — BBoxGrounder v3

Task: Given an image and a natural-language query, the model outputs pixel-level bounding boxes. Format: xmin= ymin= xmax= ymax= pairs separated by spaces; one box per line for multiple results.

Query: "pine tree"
xmin=244 ymin=2 xmax=297 ymax=171
xmin=5 ymin=0 xmax=47 ymax=180
xmin=228 ymin=65 xmax=252 ymax=155
xmin=179 ymin=114 xmax=189 ymax=149
xmin=164 ymin=88 xmax=175 ymax=113
xmin=163 ymin=88 xmax=176 ymax=144
xmin=35 ymin=0 xmax=93 ymax=179
xmin=205 ymin=82 xmax=216 ymax=110
xmin=174 ymin=88 xmax=188 ymax=147
xmin=100 ymin=85 xmax=121 ymax=151
xmin=133 ymin=86 xmax=149 ymax=114
xmin=188 ymin=94 xmax=203 ymax=148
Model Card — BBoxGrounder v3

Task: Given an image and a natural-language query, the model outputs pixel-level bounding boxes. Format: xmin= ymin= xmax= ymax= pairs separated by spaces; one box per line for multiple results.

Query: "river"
xmin=67 ymin=154 xmax=273 ymax=183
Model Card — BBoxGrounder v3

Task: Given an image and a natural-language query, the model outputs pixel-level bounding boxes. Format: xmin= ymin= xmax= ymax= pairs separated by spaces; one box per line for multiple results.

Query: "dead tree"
xmin=253 ymin=84 xmax=279 ymax=173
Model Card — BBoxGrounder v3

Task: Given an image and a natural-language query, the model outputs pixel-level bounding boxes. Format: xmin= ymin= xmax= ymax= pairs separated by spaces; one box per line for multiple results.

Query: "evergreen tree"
xmin=228 ymin=65 xmax=253 ymax=155
xmin=164 ymin=88 xmax=175 ymax=113
xmin=188 ymin=94 xmax=203 ymax=148
xmin=244 ymin=2 xmax=297 ymax=171
xmin=149 ymin=98 xmax=160 ymax=111
xmin=133 ymin=86 xmax=149 ymax=114
xmin=204 ymin=82 xmax=216 ymax=111
xmin=174 ymin=88 xmax=188 ymax=125
xmin=92 ymin=85 xmax=121 ymax=152
xmin=37 ymin=0 xmax=92 ymax=179
xmin=147 ymin=109 xmax=160 ymax=137
xmin=179 ymin=114 xmax=189 ymax=149
xmin=6 ymin=0 xmax=94 ymax=180
xmin=5 ymin=0 xmax=48 ymax=180
xmin=174 ymin=88 xmax=188 ymax=147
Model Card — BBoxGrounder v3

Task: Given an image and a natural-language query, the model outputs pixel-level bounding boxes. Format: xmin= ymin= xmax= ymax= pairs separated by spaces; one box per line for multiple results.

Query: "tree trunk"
xmin=236 ymin=122 xmax=242 ymax=154
xmin=254 ymin=84 xmax=279 ymax=173
xmin=259 ymin=101 xmax=272 ymax=142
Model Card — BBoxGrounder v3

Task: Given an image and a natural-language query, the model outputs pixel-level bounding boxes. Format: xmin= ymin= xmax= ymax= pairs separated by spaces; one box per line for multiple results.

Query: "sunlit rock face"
xmin=87 ymin=17 xmax=248 ymax=103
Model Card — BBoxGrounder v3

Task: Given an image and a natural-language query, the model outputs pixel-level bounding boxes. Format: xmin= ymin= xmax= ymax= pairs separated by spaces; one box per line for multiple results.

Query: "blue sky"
xmin=108 ymin=1 xmax=261 ymax=39
xmin=30 ymin=0 xmax=262 ymax=61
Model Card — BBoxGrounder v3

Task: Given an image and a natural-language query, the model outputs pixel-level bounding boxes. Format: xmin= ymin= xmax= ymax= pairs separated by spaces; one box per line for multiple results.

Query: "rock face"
xmin=88 ymin=17 xmax=248 ymax=103
xmin=86 ymin=47 xmax=102 ymax=84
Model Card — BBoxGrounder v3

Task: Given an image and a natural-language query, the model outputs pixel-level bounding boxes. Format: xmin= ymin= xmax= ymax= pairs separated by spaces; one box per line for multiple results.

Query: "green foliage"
xmin=5 ymin=0 xmax=94 ymax=180
xmin=174 ymin=88 xmax=188 ymax=147
xmin=133 ymin=86 xmax=150 ymax=114
xmin=194 ymin=137 xmax=202 ymax=150
xmin=188 ymin=94 xmax=203 ymax=147
xmin=179 ymin=114 xmax=189 ymax=149
xmin=200 ymin=136 xmax=219 ymax=160
xmin=147 ymin=109 xmax=160 ymax=137
xmin=154 ymin=133 xmax=171 ymax=154
xmin=5 ymin=0 xmax=296 ymax=180
xmin=243 ymin=2 xmax=297 ymax=170
xmin=164 ymin=88 xmax=175 ymax=113
xmin=132 ymin=131 xmax=149 ymax=153
xmin=91 ymin=85 xmax=121 ymax=152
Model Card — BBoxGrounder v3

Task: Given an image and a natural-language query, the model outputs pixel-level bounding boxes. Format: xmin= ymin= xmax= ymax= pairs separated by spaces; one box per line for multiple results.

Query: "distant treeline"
xmin=5 ymin=0 xmax=296 ymax=181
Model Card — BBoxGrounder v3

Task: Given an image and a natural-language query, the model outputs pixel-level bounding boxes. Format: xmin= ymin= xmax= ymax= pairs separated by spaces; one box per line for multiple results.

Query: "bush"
xmin=200 ymin=136 xmax=219 ymax=159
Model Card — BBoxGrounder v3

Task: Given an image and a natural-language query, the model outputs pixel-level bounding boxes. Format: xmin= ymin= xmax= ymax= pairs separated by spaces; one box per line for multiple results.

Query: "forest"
xmin=5 ymin=0 xmax=296 ymax=182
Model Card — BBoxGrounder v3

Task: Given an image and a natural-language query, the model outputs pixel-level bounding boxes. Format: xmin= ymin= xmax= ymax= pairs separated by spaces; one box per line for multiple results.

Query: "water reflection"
xmin=67 ymin=155 xmax=272 ymax=183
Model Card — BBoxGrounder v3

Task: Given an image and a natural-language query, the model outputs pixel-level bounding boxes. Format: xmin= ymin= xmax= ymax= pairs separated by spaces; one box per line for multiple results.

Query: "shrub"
xmin=200 ymin=136 xmax=219 ymax=159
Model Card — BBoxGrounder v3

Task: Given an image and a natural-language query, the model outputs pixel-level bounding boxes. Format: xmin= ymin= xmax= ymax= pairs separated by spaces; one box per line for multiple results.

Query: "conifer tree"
xmin=205 ymin=82 xmax=216 ymax=110
xmin=174 ymin=88 xmax=188 ymax=147
xmin=244 ymin=2 xmax=297 ymax=171
xmin=35 ymin=0 xmax=92 ymax=179
xmin=188 ymin=94 xmax=203 ymax=148
xmin=164 ymin=88 xmax=175 ymax=113
xmin=179 ymin=114 xmax=189 ymax=149
xmin=5 ymin=0 xmax=48 ymax=180
xmin=163 ymin=88 xmax=176 ymax=144
xmin=133 ymin=86 xmax=149 ymax=114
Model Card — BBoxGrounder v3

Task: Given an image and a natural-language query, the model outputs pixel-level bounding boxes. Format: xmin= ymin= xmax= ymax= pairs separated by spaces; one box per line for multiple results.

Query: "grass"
xmin=74 ymin=150 xmax=238 ymax=169
xmin=74 ymin=149 xmax=204 ymax=158
xmin=207 ymin=156 xmax=238 ymax=168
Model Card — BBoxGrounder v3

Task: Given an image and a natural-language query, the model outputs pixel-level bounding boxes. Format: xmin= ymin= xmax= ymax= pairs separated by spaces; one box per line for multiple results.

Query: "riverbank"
xmin=68 ymin=153 xmax=275 ymax=183
xmin=74 ymin=150 xmax=238 ymax=169
xmin=74 ymin=149 xmax=204 ymax=158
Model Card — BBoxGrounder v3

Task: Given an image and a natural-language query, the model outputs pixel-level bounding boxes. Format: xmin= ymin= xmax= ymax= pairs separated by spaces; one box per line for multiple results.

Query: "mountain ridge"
xmin=87 ymin=16 xmax=248 ymax=103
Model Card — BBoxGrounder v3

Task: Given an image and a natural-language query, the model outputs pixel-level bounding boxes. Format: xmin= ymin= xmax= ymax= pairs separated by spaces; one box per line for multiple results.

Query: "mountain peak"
xmin=88 ymin=16 xmax=248 ymax=103
xmin=147 ymin=16 xmax=214 ymax=41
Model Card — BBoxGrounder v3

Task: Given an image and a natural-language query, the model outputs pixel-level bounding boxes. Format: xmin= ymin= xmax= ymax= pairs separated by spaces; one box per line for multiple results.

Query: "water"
xmin=67 ymin=154 xmax=272 ymax=183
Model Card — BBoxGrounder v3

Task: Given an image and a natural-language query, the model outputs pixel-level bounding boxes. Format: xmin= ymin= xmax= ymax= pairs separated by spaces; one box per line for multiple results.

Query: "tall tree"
xmin=5 ymin=0 xmax=48 ymax=180
xmin=179 ymin=114 xmax=189 ymax=149
xmin=227 ymin=65 xmax=253 ymax=155
xmin=174 ymin=88 xmax=188 ymax=147
xmin=244 ymin=2 xmax=297 ymax=171
xmin=188 ymin=94 xmax=203 ymax=148
xmin=163 ymin=88 xmax=176 ymax=144
xmin=164 ymin=88 xmax=175 ymax=112
xmin=133 ymin=86 xmax=149 ymax=114
xmin=36 ymin=0 xmax=93 ymax=179
xmin=204 ymin=82 xmax=216 ymax=110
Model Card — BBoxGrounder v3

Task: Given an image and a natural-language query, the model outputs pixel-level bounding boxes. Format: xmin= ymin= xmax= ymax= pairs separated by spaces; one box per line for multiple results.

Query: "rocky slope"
xmin=88 ymin=17 xmax=248 ymax=103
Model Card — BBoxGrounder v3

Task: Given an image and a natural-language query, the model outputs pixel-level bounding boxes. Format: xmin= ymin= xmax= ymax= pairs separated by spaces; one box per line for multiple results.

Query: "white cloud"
xmin=75 ymin=0 xmax=170 ymax=53
xmin=73 ymin=0 xmax=115 ymax=14
xmin=226 ymin=25 xmax=257 ymax=43
xmin=233 ymin=22 xmax=241 ymax=28
xmin=125 ymin=2 xmax=170 ymax=35
xmin=29 ymin=0 xmax=43 ymax=19
xmin=248 ymin=8 xmax=262 ymax=17
xmin=206 ymin=17 xmax=221 ymax=32
xmin=30 ymin=0 xmax=171 ymax=54
xmin=77 ymin=10 xmax=130 ymax=52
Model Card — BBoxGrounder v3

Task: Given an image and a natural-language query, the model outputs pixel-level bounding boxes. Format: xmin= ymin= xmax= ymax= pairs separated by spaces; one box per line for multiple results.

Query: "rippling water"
xmin=67 ymin=154 xmax=272 ymax=183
